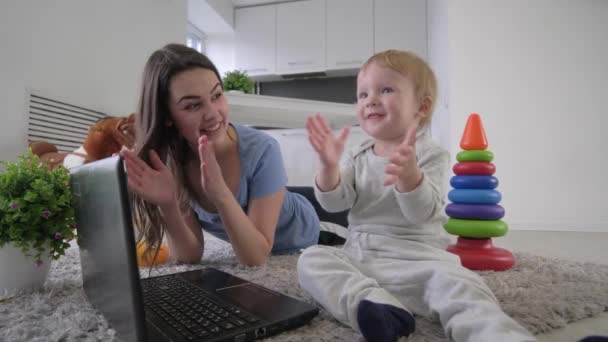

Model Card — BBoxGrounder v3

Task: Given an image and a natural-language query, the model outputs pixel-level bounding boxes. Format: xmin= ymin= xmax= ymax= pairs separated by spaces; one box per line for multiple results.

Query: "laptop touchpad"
xmin=216 ymin=284 xmax=286 ymax=317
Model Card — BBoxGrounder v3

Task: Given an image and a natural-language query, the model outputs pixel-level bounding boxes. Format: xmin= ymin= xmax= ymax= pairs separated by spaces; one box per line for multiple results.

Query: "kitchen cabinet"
xmin=325 ymin=0 xmax=373 ymax=70
xmin=234 ymin=0 xmax=429 ymax=77
xmin=276 ymin=0 xmax=325 ymax=75
xmin=374 ymin=0 xmax=427 ymax=59
xmin=235 ymin=5 xmax=276 ymax=77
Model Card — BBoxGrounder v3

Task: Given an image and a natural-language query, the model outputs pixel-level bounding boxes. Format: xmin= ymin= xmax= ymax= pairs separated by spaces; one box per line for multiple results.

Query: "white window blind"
xmin=27 ymin=93 xmax=107 ymax=152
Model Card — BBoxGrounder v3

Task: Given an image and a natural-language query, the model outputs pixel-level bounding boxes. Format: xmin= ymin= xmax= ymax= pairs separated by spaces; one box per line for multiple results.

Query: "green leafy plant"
xmin=222 ymin=70 xmax=255 ymax=94
xmin=0 ymin=149 xmax=76 ymax=265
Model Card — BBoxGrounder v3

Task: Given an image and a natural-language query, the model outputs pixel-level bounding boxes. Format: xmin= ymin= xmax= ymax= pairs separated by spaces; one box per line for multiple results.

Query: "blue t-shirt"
xmin=192 ymin=124 xmax=320 ymax=253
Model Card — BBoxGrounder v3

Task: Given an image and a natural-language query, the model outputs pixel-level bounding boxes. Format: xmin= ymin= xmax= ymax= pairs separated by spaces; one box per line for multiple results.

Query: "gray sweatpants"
xmin=297 ymin=233 xmax=536 ymax=342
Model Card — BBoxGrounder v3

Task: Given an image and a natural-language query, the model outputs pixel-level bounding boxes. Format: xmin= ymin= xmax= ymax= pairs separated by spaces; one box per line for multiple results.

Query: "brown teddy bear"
xmin=29 ymin=140 xmax=68 ymax=170
xmin=30 ymin=114 xmax=135 ymax=170
xmin=84 ymin=113 xmax=135 ymax=161
xmin=63 ymin=114 xmax=135 ymax=169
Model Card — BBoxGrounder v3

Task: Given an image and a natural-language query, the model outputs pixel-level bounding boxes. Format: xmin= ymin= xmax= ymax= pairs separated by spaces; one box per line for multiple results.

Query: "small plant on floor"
xmin=222 ymin=70 xmax=255 ymax=94
xmin=0 ymin=149 xmax=76 ymax=265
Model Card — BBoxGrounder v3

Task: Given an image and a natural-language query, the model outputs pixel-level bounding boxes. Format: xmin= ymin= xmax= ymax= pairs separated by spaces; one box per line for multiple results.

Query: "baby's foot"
xmin=356 ymin=300 xmax=415 ymax=342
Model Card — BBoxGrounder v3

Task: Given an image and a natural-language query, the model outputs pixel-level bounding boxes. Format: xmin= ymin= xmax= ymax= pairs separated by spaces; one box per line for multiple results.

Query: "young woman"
xmin=122 ymin=44 xmax=320 ymax=266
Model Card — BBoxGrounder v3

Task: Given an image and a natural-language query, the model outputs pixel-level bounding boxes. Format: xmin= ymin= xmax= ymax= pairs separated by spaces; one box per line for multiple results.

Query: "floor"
xmin=490 ymin=230 xmax=608 ymax=342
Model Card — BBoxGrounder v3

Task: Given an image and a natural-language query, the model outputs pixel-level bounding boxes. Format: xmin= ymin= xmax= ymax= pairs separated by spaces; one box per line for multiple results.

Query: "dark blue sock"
xmin=356 ymin=300 xmax=416 ymax=342
xmin=579 ymin=336 xmax=608 ymax=342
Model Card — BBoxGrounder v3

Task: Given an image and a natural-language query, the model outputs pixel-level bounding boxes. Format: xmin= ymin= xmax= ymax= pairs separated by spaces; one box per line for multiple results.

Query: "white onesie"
xmin=297 ymin=128 xmax=535 ymax=342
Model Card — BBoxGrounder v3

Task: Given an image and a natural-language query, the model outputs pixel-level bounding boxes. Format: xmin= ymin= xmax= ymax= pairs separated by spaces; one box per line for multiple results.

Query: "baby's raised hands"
xmin=306 ymin=114 xmax=350 ymax=169
xmin=384 ymin=124 xmax=423 ymax=192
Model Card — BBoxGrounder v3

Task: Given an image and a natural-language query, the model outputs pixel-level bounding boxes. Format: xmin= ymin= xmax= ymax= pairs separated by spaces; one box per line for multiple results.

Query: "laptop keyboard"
xmin=141 ymin=275 xmax=261 ymax=341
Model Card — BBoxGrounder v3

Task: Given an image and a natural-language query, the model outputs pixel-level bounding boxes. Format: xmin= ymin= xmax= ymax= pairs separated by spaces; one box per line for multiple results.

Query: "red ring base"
xmin=447 ymin=237 xmax=515 ymax=271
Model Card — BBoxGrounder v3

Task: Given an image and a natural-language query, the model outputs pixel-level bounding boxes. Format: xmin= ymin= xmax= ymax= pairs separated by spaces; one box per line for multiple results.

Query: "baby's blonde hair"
xmin=362 ymin=49 xmax=437 ymax=126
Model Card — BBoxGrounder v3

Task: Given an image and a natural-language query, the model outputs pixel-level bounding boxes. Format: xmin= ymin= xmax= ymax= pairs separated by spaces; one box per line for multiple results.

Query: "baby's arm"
xmin=394 ymin=146 xmax=449 ymax=225
xmin=314 ymin=153 xmax=357 ymax=212
xmin=305 ymin=114 xmax=355 ymax=212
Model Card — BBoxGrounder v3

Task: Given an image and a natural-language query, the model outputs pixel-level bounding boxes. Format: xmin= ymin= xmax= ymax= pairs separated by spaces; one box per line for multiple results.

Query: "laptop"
xmin=70 ymin=156 xmax=318 ymax=342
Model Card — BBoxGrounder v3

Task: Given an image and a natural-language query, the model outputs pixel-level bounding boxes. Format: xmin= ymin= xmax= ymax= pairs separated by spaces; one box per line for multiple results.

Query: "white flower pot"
xmin=0 ymin=243 xmax=51 ymax=293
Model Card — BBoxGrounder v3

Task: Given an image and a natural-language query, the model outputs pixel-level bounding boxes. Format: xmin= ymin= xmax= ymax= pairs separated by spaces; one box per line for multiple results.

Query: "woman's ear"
xmin=165 ymin=119 xmax=173 ymax=127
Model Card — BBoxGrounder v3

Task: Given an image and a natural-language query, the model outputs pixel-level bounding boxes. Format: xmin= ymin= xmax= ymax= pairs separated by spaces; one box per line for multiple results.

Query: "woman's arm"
xmin=198 ymin=135 xmax=285 ymax=266
xmin=122 ymin=149 xmax=204 ymax=264
xmin=213 ymin=186 xmax=283 ymax=266
xmin=160 ymin=200 xmax=204 ymax=263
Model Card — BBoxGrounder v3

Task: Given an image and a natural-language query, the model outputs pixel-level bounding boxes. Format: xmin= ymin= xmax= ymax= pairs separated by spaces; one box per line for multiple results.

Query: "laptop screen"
xmin=70 ymin=156 xmax=147 ymax=342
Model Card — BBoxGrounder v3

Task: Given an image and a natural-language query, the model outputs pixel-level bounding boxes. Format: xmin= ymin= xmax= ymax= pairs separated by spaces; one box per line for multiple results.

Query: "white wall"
xmin=447 ymin=1 xmax=608 ymax=232
xmin=0 ymin=0 xmax=187 ymax=162
xmin=0 ymin=3 xmax=32 ymax=164
xmin=188 ymin=0 xmax=233 ymax=35
xmin=206 ymin=0 xmax=235 ymax=29
xmin=206 ymin=35 xmax=236 ymax=78
xmin=188 ymin=0 xmax=236 ymax=78
xmin=427 ymin=0 xmax=451 ymax=151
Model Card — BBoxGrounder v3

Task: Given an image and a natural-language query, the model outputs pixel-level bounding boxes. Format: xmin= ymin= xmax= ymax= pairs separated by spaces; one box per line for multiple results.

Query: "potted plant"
xmin=0 ymin=149 xmax=76 ymax=292
xmin=222 ymin=69 xmax=255 ymax=94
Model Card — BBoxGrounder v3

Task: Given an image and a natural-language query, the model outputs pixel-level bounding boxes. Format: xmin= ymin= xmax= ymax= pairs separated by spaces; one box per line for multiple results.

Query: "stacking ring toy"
xmin=448 ymin=189 xmax=501 ymax=204
xmin=444 ymin=218 xmax=508 ymax=238
xmin=457 ymin=150 xmax=494 ymax=162
xmin=450 ymin=175 xmax=498 ymax=189
xmin=453 ymin=162 xmax=496 ymax=175
xmin=445 ymin=203 xmax=505 ymax=220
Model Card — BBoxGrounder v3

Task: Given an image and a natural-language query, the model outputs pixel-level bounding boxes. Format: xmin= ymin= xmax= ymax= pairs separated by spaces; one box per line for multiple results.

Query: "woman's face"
xmin=167 ymin=68 xmax=229 ymax=151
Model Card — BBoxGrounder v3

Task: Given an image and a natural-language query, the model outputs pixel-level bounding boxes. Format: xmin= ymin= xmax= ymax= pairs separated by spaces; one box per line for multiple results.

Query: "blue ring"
xmin=448 ymin=189 xmax=502 ymax=204
xmin=450 ymin=175 xmax=499 ymax=189
xmin=445 ymin=203 xmax=505 ymax=220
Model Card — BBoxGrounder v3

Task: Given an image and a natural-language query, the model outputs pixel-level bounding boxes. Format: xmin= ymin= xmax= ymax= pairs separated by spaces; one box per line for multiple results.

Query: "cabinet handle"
xmin=335 ymin=60 xmax=362 ymax=66
xmin=245 ymin=68 xmax=268 ymax=73
xmin=287 ymin=60 xmax=314 ymax=66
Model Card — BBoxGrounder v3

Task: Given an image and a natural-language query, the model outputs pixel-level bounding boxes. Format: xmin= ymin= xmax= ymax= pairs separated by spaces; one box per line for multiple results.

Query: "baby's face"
xmin=356 ymin=63 xmax=421 ymax=142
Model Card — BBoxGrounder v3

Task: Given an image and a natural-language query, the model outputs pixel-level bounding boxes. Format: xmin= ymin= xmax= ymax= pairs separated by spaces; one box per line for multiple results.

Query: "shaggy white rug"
xmin=1 ymin=234 xmax=608 ymax=342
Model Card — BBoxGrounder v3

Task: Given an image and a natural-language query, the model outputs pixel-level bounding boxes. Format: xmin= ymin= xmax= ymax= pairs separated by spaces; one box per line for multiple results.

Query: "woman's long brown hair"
xmin=132 ymin=44 xmax=223 ymax=263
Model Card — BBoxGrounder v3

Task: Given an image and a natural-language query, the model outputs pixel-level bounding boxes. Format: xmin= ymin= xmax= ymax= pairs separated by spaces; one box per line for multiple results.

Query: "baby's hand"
xmin=384 ymin=124 xmax=422 ymax=192
xmin=305 ymin=114 xmax=350 ymax=169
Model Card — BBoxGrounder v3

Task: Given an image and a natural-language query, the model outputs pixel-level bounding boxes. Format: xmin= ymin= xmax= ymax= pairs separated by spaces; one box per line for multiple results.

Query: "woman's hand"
xmin=198 ymin=135 xmax=230 ymax=201
xmin=121 ymin=149 xmax=177 ymax=207
xmin=384 ymin=124 xmax=423 ymax=192
xmin=306 ymin=114 xmax=350 ymax=169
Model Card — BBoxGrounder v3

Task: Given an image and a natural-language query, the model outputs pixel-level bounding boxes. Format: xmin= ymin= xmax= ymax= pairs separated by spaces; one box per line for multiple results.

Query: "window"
xmin=186 ymin=22 xmax=206 ymax=53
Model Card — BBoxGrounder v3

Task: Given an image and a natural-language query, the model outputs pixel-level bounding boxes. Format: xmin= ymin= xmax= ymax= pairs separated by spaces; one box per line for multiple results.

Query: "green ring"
xmin=444 ymin=218 xmax=508 ymax=238
xmin=457 ymin=150 xmax=494 ymax=162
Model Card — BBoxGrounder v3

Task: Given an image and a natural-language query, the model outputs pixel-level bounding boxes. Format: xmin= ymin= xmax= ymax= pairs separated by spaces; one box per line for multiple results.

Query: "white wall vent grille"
xmin=27 ymin=93 xmax=107 ymax=152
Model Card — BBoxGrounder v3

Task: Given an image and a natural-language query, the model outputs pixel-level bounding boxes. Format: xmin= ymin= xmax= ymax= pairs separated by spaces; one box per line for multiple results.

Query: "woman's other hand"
xmin=198 ymin=135 xmax=229 ymax=201
xmin=121 ymin=149 xmax=177 ymax=207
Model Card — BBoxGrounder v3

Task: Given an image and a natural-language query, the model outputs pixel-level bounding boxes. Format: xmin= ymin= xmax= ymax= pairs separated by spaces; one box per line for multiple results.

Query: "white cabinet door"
xmin=276 ymin=0 xmax=325 ymax=74
xmin=235 ymin=5 xmax=276 ymax=77
xmin=326 ymin=0 xmax=373 ymax=70
xmin=374 ymin=0 xmax=427 ymax=59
